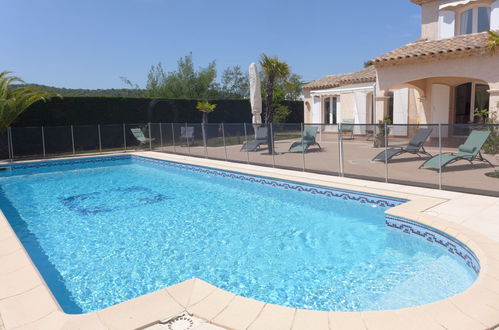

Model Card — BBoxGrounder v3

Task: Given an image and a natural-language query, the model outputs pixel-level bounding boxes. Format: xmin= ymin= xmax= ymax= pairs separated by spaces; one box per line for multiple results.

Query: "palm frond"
xmin=0 ymin=72 xmax=58 ymax=129
xmin=486 ymin=30 xmax=499 ymax=52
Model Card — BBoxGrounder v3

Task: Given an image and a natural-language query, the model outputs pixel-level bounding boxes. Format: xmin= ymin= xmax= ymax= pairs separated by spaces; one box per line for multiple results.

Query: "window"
xmin=478 ymin=7 xmax=491 ymax=32
xmin=323 ymin=97 xmax=338 ymax=124
xmin=459 ymin=6 xmax=491 ymax=35
xmin=460 ymin=9 xmax=473 ymax=34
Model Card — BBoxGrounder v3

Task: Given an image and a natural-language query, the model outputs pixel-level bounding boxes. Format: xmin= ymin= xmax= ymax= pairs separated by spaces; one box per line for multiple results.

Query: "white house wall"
xmin=430 ymin=84 xmax=451 ymax=138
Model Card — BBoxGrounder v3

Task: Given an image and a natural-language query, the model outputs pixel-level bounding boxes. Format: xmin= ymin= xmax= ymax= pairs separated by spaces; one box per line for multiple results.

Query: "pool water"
xmin=0 ymin=157 xmax=476 ymax=313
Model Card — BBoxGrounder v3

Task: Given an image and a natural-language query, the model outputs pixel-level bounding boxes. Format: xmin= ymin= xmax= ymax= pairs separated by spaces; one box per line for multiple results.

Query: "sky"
xmin=3 ymin=0 xmax=421 ymax=89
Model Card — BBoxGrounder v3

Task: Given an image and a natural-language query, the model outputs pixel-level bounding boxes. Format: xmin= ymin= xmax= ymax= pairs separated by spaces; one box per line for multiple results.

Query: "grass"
xmin=485 ymin=171 xmax=499 ymax=179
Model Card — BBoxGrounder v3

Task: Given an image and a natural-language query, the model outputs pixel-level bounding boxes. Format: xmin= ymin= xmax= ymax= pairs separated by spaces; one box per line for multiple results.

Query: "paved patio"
xmin=155 ymin=133 xmax=499 ymax=197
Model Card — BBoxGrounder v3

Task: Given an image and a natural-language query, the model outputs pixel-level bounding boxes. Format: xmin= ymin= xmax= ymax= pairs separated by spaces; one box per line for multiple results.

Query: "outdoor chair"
xmin=288 ymin=126 xmax=321 ymax=153
xmin=373 ymin=128 xmax=433 ymax=162
xmin=419 ymin=130 xmax=494 ymax=170
xmin=180 ymin=126 xmax=195 ymax=145
xmin=340 ymin=119 xmax=355 ymax=140
xmin=241 ymin=126 xmax=267 ymax=152
xmin=131 ymin=128 xmax=155 ymax=146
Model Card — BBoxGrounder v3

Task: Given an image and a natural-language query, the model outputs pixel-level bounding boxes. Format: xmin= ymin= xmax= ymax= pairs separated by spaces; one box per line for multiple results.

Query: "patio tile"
xmin=292 ymin=309 xmax=329 ymax=330
xmin=360 ymin=311 xmax=410 ymax=330
xmin=248 ymin=303 xmax=295 ymax=330
xmin=0 ymin=285 xmax=59 ymax=329
xmin=13 ymin=311 xmax=65 ymax=330
xmin=418 ymin=300 xmax=485 ymax=330
xmin=165 ymin=278 xmax=196 ymax=307
xmin=61 ymin=313 xmax=108 ymax=330
xmin=187 ymin=288 xmax=235 ymax=321
xmin=211 ymin=295 xmax=265 ymax=330
xmin=0 ymin=266 xmax=42 ymax=299
xmin=448 ymin=290 xmax=499 ymax=328
xmin=97 ymin=289 xmax=183 ymax=330
xmin=0 ymin=236 xmax=21 ymax=257
xmin=0 ymin=250 xmax=31 ymax=276
xmin=187 ymin=279 xmax=219 ymax=307
xmin=328 ymin=311 xmax=366 ymax=330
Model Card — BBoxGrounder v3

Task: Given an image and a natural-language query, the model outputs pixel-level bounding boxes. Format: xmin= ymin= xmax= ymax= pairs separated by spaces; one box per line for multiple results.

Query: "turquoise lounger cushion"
xmin=458 ymin=144 xmax=476 ymax=153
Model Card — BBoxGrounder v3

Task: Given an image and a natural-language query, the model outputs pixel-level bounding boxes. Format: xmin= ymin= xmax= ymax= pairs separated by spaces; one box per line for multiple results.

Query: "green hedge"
xmin=13 ymin=97 xmax=304 ymax=127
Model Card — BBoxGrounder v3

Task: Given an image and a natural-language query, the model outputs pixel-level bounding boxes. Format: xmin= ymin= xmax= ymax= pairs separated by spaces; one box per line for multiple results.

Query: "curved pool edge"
xmin=0 ymin=151 xmax=498 ymax=330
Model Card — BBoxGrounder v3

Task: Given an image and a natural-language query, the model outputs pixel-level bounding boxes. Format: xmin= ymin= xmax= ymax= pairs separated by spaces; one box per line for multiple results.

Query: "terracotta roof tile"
xmin=304 ymin=66 xmax=376 ymax=90
xmin=374 ymin=32 xmax=490 ymax=64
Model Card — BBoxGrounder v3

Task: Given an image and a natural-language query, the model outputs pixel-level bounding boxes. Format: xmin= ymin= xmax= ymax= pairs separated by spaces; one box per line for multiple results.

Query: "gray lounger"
xmin=241 ymin=126 xmax=267 ymax=152
xmin=373 ymin=128 xmax=433 ymax=162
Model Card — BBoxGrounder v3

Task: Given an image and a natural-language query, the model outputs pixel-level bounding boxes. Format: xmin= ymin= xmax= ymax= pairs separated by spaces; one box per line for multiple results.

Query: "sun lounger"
xmin=180 ymin=126 xmax=195 ymax=145
xmin=131 ymin=128 xmax=154 ymax=146
xmin=288 ymin=126 xmax=321 ymax=153
xmin=419 ymin=130 xmax=494 ymax=170
xmin=373 ymin=128 xmax=432 ymax=162
xmin=341 ymin=119 xmax=355 ymax=140
xmin=241 ymin=126 xmax=267 ymax=152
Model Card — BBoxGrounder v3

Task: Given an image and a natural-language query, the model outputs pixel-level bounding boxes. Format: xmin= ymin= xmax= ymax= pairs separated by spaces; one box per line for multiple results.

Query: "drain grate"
xmin=142 ymin=312 xmax=225 ymax=330
xmin=163 ymin=314 xmax=194 ymax=330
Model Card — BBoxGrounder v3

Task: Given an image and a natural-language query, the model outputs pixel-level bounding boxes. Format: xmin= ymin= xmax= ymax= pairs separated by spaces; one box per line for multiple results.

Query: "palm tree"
xmin=487 ymin=30 xmax=499 ymax=52
xmin=0 ymin=71 xmax=55 ymax=129
xmin=259 ymin=54 xmax=290 ymax=154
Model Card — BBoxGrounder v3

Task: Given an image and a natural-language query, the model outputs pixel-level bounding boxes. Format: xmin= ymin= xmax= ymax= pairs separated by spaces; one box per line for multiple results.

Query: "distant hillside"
xmin=13 ymin=84 xmax=147 ymax=97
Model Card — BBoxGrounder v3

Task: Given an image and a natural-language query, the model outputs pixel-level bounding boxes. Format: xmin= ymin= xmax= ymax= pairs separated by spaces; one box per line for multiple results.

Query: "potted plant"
xmin=373 ymin=116 xmax=391 ymax=148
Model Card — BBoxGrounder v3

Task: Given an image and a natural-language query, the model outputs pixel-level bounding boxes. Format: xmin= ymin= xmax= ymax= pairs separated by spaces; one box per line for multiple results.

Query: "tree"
xmin=259 ymin=54 xmax=290 ymax=153
xmin=487 ymin=30 xmax=499 ymax=52
xmin=0 ymin=72 xmax=56 ymax=129
xmin=124 ymin=53 xmax=219 ymax=100
xmin=220 ymin=65 xmax=249 ymax=99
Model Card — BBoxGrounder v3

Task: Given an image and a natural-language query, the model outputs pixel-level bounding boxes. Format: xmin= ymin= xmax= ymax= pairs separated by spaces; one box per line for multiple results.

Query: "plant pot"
xmin=373 ymin=137 xmax=387 ymax=148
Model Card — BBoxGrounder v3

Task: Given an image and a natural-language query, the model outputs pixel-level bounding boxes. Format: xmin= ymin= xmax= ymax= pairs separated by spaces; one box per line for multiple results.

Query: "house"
xmin=303 ymin=0 xmax=499 ymax=137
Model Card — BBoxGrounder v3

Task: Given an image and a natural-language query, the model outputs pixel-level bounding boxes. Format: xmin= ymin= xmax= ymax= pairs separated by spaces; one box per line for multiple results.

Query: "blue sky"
xmin=3 ymin=0 xmax=421 ymax=89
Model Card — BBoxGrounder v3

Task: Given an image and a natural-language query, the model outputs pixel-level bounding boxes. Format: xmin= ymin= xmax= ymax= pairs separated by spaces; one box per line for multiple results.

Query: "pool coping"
xmin=0 ymin=151 xmax=497 ymax=330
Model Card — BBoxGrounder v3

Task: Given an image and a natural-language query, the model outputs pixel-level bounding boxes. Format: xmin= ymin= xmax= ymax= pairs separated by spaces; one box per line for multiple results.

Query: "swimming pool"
xmin=0 ymin=155 xmax=478 ymax=314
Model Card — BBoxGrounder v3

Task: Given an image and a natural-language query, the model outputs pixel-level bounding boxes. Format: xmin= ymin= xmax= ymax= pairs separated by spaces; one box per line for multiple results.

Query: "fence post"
xmin=202 ymin=123 xmax=208 ymax=158
xmin=243 ymin=123 xmax=250 ymax=164
xmin=7 ymin=127 xmax=12 ymax=162
xmin=384 ymin=122 xmax=388 ymax=183
xmin=148 ymin=122 xmax=152 ymax=151
xmin=438 ymin=123 xmax=442 ymax=190
xmin=98 ymin=124 xmax=102 ymax=153
xmin=338 ymin=123 xmax=344 ymax=177
xmin=41 ymin=126 xmax=46 ymax=158
xmin=171 ymin=123 xmax=176 ymax=153
xmin=71 ymin=125 xmax=75 ymax=155
xmin=270 ymin=123 xmax=275 ymax=168
xmin=8 ymin=127 xmax=14 ymax=162
xmin=123 ymin=123 xmax=127 ymax=152
xmin=185 ymin=123 xmax=191 ymax=156
xmin=159 ymin=122 xmax=163 ymax=149
xmin=301 ymin=123 xmax=306 ymax=172
xmin=221 ymin=123 xmax=228 ymax=161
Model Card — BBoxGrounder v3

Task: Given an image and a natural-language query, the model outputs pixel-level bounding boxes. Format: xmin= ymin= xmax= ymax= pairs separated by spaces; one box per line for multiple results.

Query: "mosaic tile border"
xmin=5 ymin=155 xmax=131 ymax=171
xmin=386 ymin=215 xmax=480 ymax=274
xmin=131 ymin=155 xmax=407 ymax=208
xmin=3 ymin=154 xmax=406 ymax=208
